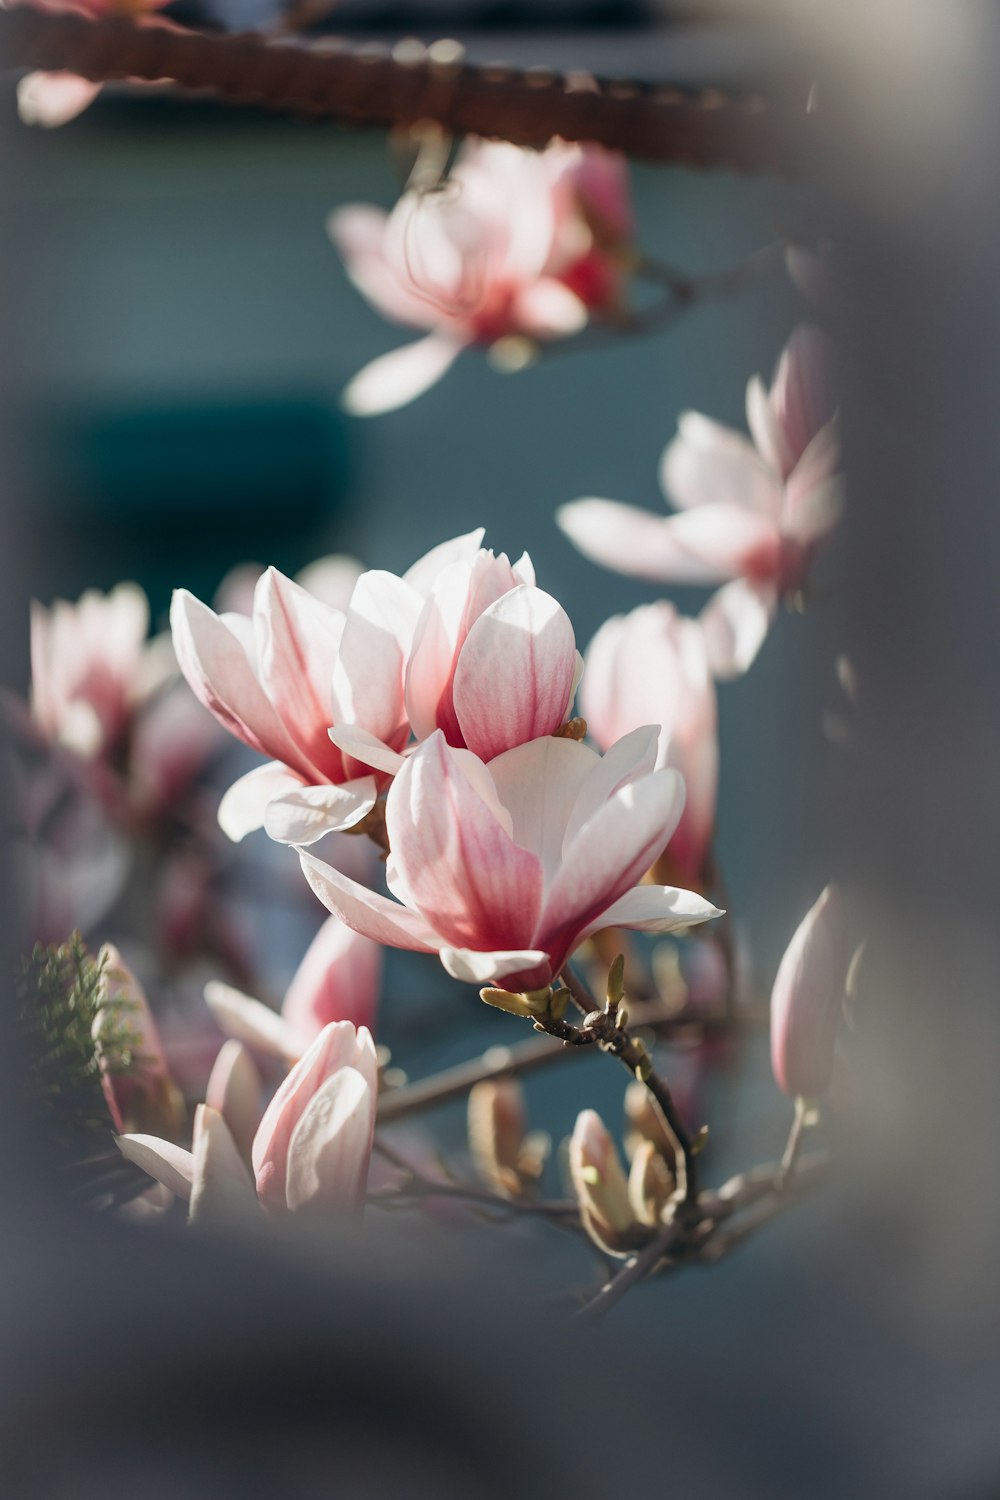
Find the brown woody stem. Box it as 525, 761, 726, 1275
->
0, 8, 810, 173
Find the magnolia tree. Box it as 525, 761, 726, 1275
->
9, 74, 854, 1318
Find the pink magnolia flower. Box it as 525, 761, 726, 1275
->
30, 583, 166, 760
17, 0, 171, 128
330, 538, 579, 776
170, 564, 420, 845
581, 602, 718, 889
558, 324, 841, 676
770, 884, 849, 1099
328, 137, 632, 415
91, 943, 184, 1137
204, 916, 382, 1061
118, 1020, 378, 1217
298, 727, 720, 991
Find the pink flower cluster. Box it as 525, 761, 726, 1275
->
120, 1020, 378, 1220
329, 138, 633, 414
172, 528, 722, 993
171, 528, 580, 847
116, 925, 383, 1220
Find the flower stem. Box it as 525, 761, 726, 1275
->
556, 966, 701, 1209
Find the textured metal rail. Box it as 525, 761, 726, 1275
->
0, 7, 809, 172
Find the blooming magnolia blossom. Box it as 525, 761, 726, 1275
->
298, 727, 721, 991
328, 137, 633, 414
170, 563, 416, 845
174, 529, 578, 846
581, 602, 718, 888
17, 0, 171, 128
558, 324, 841, 676
770, 884, 849, 1099
30, 583, 170, 760
204, 916, 382, 1062
330, 534, 579, 777
118, 1020, 378, 1217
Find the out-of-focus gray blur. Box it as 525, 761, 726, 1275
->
4, 3, 1000, 1495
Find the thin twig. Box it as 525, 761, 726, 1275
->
553, 966, 701, 1207
0, 9, 810, 173
543, 239, 786, 358
370, 1136, 579, 1221
578, 1219, 684, 1321
376, 999, 767, 1123
574, 1149, 830, 1320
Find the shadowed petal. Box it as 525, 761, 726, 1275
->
263, 777, 377, 846
328, 724, 406, 777
205, 1041, 264, 1163
189, 1105, 260, 1225
440, 947, 552, 984
116, 1134, 194, 1202
217, 762, 304, 842
204, 981, 301, 1060
298, 850, 441, 952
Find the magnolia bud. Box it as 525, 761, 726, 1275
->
770, 884, 850, 1100
627, 1139, 676, 1226
569, 1109, 649, 1257
623, 1080, 678, 1172
93, 944, 184, 1138
468, 1079, 526, 1198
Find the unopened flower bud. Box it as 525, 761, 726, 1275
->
627, 1139, 677, 1226
93, 944, 184, 1138
569, 1109, 649, 1257
480, 986, 552, 1018
468, 1079, 527, 1197
770, 884, 849, 1100
623, 1079, 678, 1172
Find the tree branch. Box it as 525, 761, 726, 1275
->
0, 8, 812, 173
574, 1150, 830, 1321
376, 997, 767, 1123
